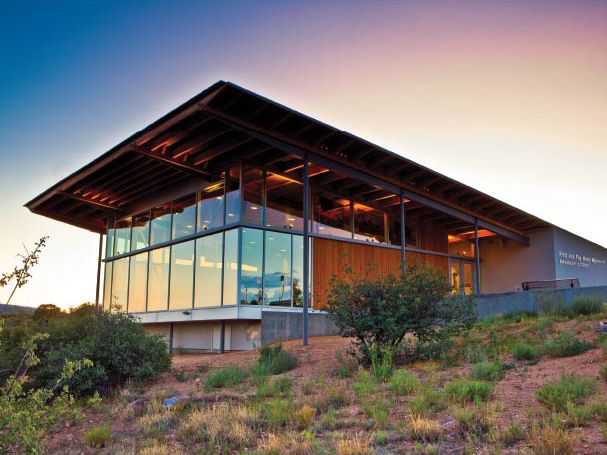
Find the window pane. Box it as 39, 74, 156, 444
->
194, 233, 223, 307
198, 175, 225, 231
353, 203, 386, 243
169, 241, 194, 310
172, 194, 196, 240
265, 172, 304, 231
225, 166, 240, 224
128, 252, 148, 313
102, 262, 113, 312
223, 229, 239, 305
111, 257, 129, 312
240, 228, 263, 304
147, 247, 170, 311
264, 232, 292, 306
312, 194, 351, 238
131, 211, 150, 251
106, 222, 115, 258
114, 218, 132, 255
243, 166, 263, 225
150, 203, 172, 245
292, 235, 304, 307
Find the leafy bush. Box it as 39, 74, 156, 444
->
389, 368, 420, 395
204, 367, 248, 391
535, 374, 597, 411
511, 342, 541, 361
470, 362, 506, 382
445, 379, 493, 403
326, 265, 476, 364
570, 297, 604, 316
251, 343, 297, 377
1, 305, 171, 397
83, 426, 111, 448
543, 332, 592, 358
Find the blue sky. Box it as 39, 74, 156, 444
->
1, 1, 606, 308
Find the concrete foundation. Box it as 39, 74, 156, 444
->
260, 311, 338, 345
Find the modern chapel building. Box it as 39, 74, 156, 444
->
27, 81, 607, 351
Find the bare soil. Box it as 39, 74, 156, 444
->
44, 320, 607, 454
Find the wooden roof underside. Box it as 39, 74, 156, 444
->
26, 81, 550, 238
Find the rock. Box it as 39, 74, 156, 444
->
163, 395, 188, 408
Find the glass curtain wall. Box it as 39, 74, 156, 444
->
111, 257, 129, 312
169, 240, 194, 310
194, 232, 223, 307
147, 247, 170, 311
128, 252, 148, 312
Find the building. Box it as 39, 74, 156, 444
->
26, 81, 607, 351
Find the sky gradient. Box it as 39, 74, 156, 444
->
1, 1, 606, 309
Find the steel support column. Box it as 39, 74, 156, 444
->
474, 218, 481, 294
400, 190, 406, 275
95, 233, 103, 312
302, 154, 310, 346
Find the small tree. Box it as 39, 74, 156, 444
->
326, 265, 477, 364
1, 236, 49, 305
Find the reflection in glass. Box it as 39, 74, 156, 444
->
225, 166, 240, 224
264, 232, 292, 306
128, 252, 148, 313
198, 175, 225, 231
172, 194, 196, 240
265, 172, 304, 230
103, 262, 113, 312
194, 233, 223, 307
223, 229, 239, 305
353, 203, 385, 243
106, 221, 115, 258
150, 203, 172, 245
240, 228, 263, 304
147, 247, 170, 311
114, 218, 132, 255
111, 257, 129, 312
243, 166, 263, 225
131, 211, 151, 251
312, 194, 351, 238
292, 235, 304, 307
169, 241, 194, 309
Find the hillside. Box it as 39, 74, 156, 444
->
42, 313, 607, 455
0, 303, 36, 315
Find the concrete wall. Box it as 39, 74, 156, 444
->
143, 320, 261, 351
553, 227, 607, 287
260, 311, 338, 345
479, 229, 556, 293
475, 285, 607, 320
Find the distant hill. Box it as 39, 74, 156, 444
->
0, 304, 36, 315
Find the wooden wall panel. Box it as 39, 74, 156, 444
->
312, 237, 449, 308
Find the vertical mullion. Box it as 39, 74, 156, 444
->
166, 202, 173, 310
236, 228, 242, 306
261, 229, 266, 305
220, 230, 226, 306
474, 217, 481, 294
290, 234, 294, 308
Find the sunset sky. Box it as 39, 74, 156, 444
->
1, 1, 606, 309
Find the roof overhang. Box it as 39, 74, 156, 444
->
26, 80, 550, 243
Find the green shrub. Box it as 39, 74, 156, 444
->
264, 399, 295, 428
369, 344, 395, 381
600, 364, 607, 382
251, 344, 298, 377
83, 426, 111, 448
470, 362, 505, 382
326, 265, 476, 364
570, 297, 604, 316
361, 397, 391, 428
536, 375, 597, 411
445, 379, 493, 403
512, 342, 541, 361
408, 387, 447, 416
389, 368, 420, 395
536, 293, 568, 316
500, 424, 526, 446
204, 367, 248, 391
271, 376, 292, 395
543, 332, 592, 358
1, 306, 171, 397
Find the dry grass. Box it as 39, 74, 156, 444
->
179, 403, 260, 450
334, 433, 373, 455
138, 443, 183, 455
257, 432, 315, 455
294, 404, 316, 429
407, 416, 443, 443
529, 424, 574, 455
